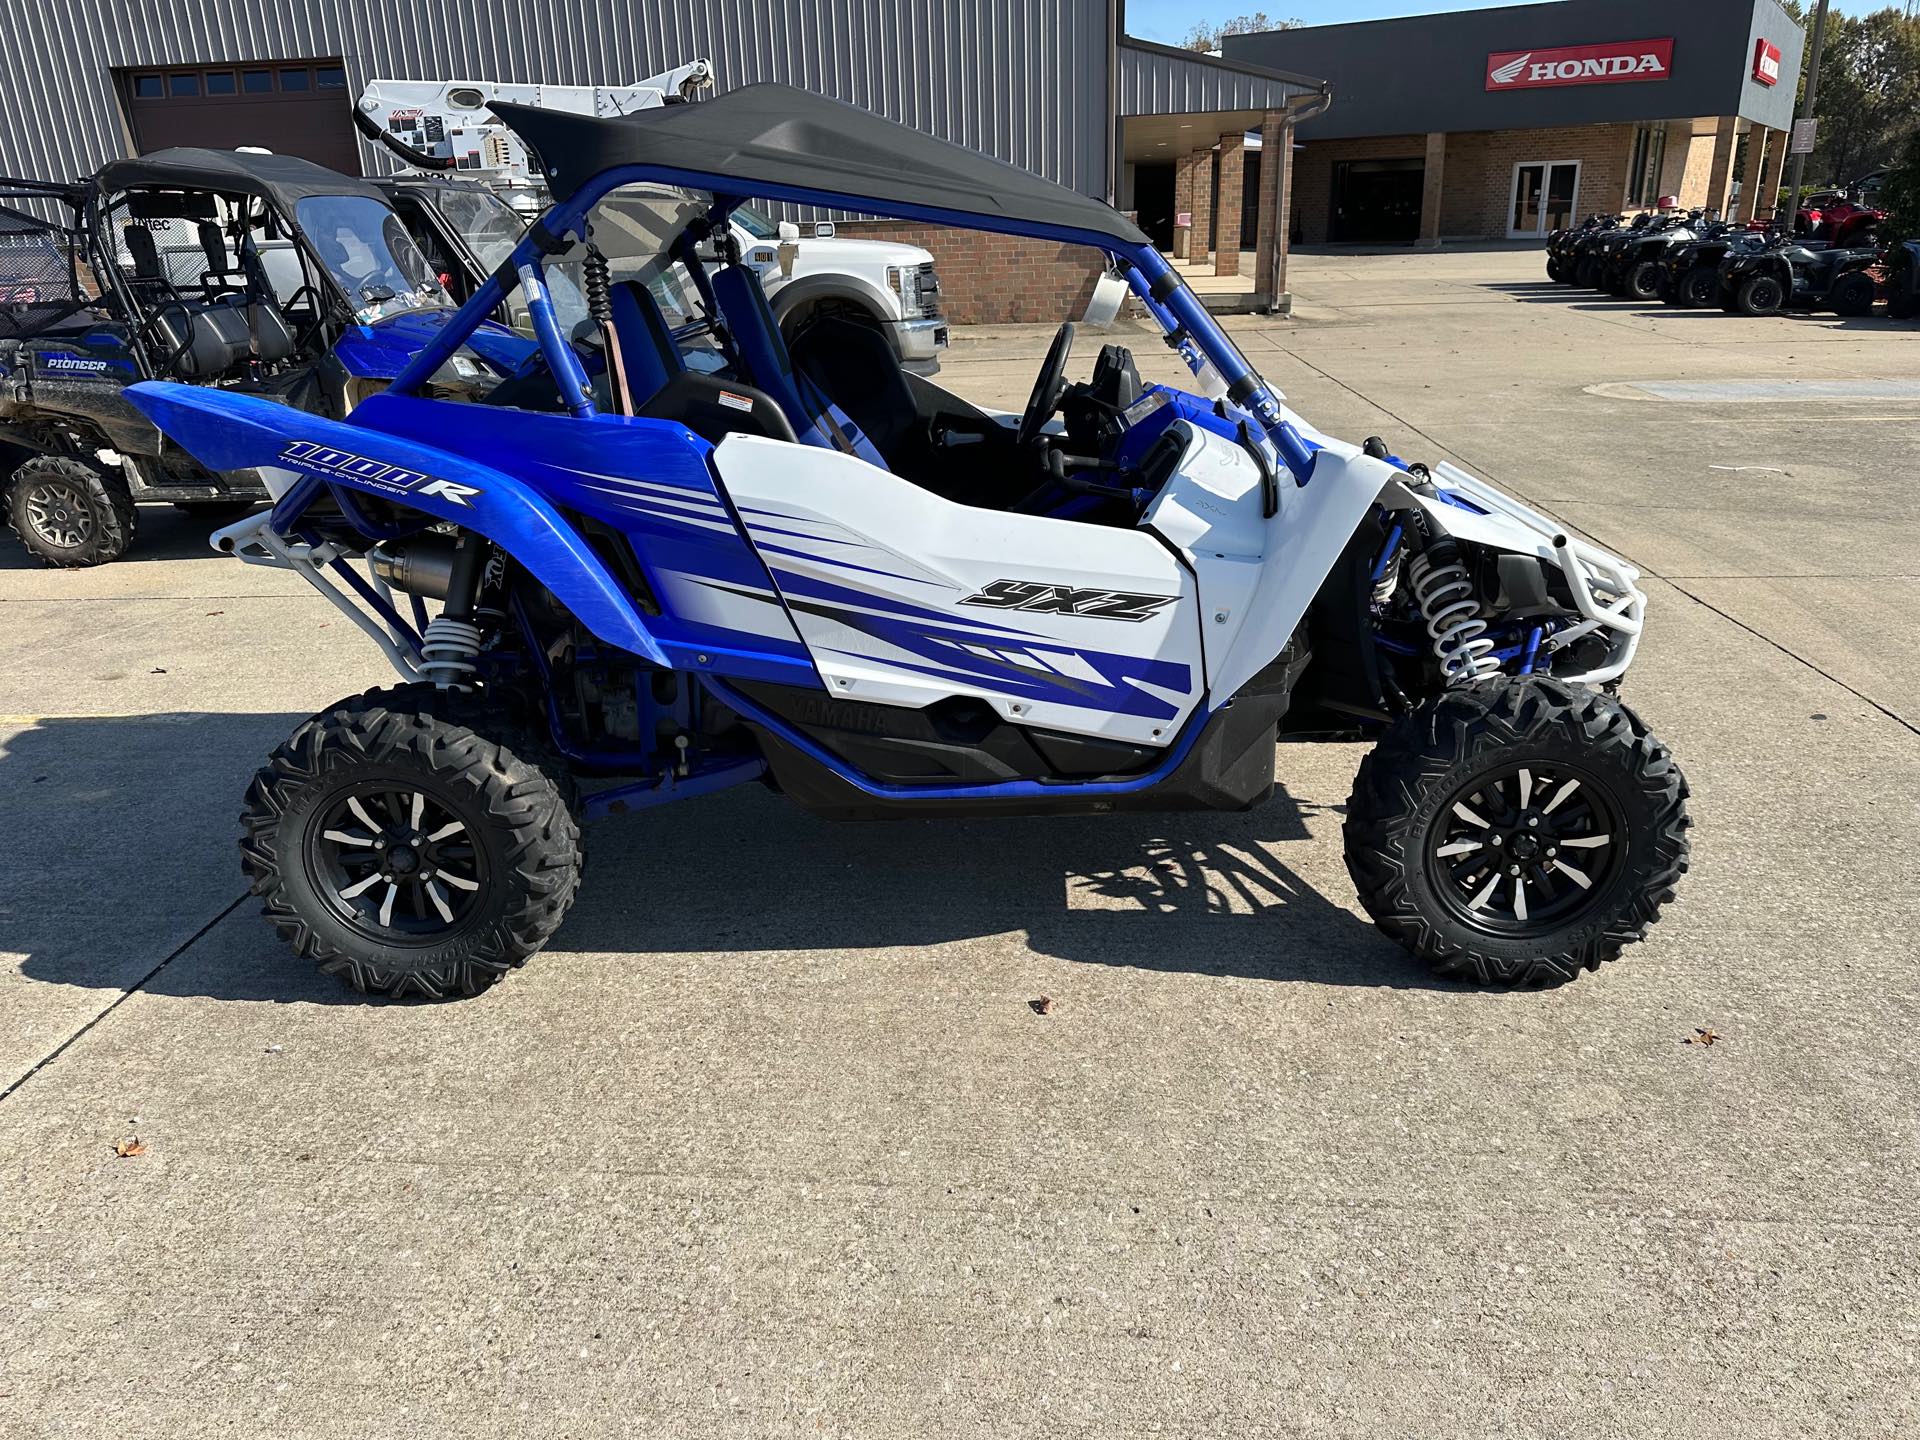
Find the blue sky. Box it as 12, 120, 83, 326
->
1124, 0, 1875, 47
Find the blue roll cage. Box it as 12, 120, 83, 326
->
383, 162, 1321, 484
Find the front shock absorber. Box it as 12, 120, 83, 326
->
1408, 538, 1498, 685
418, 532, 488, 688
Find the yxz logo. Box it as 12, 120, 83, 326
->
277, 440, 481, 507
959, 578, 1176, 624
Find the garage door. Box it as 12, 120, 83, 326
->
121, 60, 360, 174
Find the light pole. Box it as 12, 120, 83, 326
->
1780, 0, 1832, 223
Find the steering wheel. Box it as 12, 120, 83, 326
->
1016, 321, 1076, 448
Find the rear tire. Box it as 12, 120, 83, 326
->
1344, 677, 1690, 987
241, 685, 583, 999
5, 456, 135, 567
1675, 265, 1720, 309
1828, 271, 1876, 318
1736, 273, 1786, 316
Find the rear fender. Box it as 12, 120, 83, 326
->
123, 380, 668, 665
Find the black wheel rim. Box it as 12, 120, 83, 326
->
24, 479, 92, 549
1425, 761, 1624, 936
307, 782, 486, 942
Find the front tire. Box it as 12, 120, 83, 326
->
1344, 677, 1689, 987
5, 456, 135, 567
1574, 255, 1603, 289
241, 686, 583, 999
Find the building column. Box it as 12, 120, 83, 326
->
1418, 131, 1446, 247
1189, 149, 1214, 263
1703, 114, 1739, 219
1253, 110, 1295, 311
1751, 127, 1789, 224
1215, 131, 1246, 276
1172, 149, 1204, 260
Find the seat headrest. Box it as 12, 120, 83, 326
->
123, 224, 160, 279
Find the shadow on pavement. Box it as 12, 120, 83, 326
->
5, 711, 1430, 1005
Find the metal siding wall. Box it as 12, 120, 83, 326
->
0, 0, 1111, 203
1116, 45, 1306, 118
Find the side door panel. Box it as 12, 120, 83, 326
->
712, 435, 1204, 746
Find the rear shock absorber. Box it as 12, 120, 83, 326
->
419, 532, 488, 688
1408, 538, 1498, 685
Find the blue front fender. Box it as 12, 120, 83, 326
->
124, 381, 669, 667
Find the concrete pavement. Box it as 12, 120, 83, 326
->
2, 249, 1916, 1437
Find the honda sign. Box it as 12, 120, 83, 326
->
1753, 38, 1782, 86
1485, 38, 1675, 91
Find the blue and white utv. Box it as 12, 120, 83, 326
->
126, 86, 1689, 999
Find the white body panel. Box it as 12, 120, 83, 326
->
1145, 427, 1395, 702
712, 437, 1204, 745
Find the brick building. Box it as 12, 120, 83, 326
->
1224, 0, 1805, 245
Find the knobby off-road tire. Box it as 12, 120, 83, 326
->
1575, 256, 1603, 289
5, 456, 135, 567
241, 685, 583, 999
1344, 676, 1690, 987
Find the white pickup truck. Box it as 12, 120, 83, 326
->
357, 73, 949, 372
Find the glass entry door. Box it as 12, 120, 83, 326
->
1509, 161, 1580, 237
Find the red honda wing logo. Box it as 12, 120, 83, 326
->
1486, 38, 1674, 90
1753, 38, 1782, 86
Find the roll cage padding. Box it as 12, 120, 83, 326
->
122, 380, 671, 667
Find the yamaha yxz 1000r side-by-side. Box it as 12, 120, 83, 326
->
123, 86, 1690, 1000
0, 152, 531, 566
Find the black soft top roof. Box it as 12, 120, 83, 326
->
491, 84, 1149, 249
93, 148, 388, 211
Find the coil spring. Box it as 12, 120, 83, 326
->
419, 615, 482, 688
582, 245, 612, 326
1408, 548, 1498, 684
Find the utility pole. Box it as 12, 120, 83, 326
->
1780, 0, 1831, 222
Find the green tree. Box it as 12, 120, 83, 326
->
1877, 125, 1920, 237
1181, 12, 1299, 51
1778, 4, 1920, 186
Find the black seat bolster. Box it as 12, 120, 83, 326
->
636, 372, 798, 446
244, 302, 296, 364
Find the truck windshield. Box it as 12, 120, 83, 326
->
295, 194, 450, 323
433, 186, 526, 274
733, 204, 780, 240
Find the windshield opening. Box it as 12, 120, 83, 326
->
295, 194, 450, 323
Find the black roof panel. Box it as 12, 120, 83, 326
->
490, 84, 1148, 249
93, 148, 387, 210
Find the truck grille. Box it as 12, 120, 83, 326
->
914, 261, 941, 317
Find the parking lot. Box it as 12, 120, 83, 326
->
3, 246, 1916, 1437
